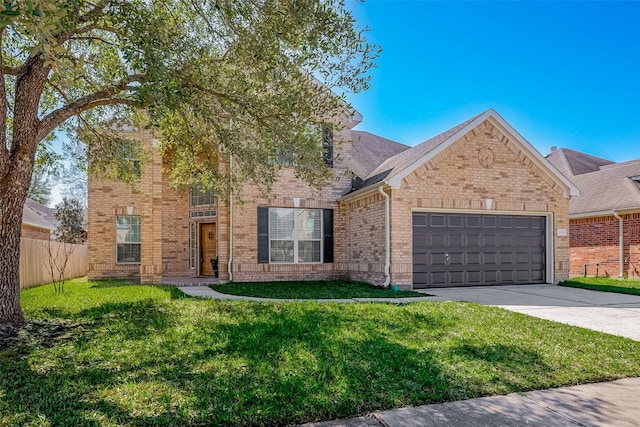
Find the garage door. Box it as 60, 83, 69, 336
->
412, 213, 546, 288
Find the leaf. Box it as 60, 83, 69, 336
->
1, 10, 20, 16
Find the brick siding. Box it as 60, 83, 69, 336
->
570, 213, 640, 278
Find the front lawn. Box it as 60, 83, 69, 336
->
560, 276, 640, 296
210, 280, 426, 299
2, 278, 640, 426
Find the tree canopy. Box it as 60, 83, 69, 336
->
3, 0, 378, 196
0, 0, 378, 337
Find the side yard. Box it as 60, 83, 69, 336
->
2, 279, 640, 426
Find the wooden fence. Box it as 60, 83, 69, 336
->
19, 238, 88, 289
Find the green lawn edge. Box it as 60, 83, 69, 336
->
559, 277, 640, 296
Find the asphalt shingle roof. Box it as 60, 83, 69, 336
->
546, 148, 614, 177
349, 130, 410, 179
567, 159, 640, 215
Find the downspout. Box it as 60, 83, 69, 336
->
613, 210, 624, 279
227, 154, 234, 282
378, 186, 391, 287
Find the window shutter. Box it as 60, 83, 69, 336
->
323, 209, 334, 263
322, 125, 333, 168
257, 207, 269, 263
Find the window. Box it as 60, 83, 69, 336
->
118, 140, 141, 176
190, 186, 216, 207
189, 223, 196, 269
269, 208, 321, 263
116, 215, 141, 263
322, 124, 333, 168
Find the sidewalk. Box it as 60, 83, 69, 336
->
300, 377, 640, 427
178, 285, 435, 303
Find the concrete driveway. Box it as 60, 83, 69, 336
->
422, 284, 640, 341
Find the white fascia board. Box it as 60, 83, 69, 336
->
486, 114, 580, 196
570, 207, 640, 219
387, 110, 494, 188
337, 184, 384, 203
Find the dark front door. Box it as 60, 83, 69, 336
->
412, 213, 546, 288
200, 223, 217, 276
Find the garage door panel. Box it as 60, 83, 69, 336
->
466, 234, 481, 247
449, 271, 465, 284
412, 212, 546, 288
466, 252, 481, 265
483, 252, 498, 264
430, 215, 446, 227
466, 271, 482, 283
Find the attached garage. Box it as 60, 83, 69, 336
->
412, 212, 547, 288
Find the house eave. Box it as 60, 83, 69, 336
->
338, 183, 386, 203
569, 207, 640, 219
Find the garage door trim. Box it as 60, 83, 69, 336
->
411, 208, 554, 287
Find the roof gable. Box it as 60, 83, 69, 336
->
346, 109, 578, 197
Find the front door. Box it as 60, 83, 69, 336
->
200, 223, 217, 276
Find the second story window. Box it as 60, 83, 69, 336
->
118, 140, 141, 176
322, 124, 333, 168
190, 186, 216, 207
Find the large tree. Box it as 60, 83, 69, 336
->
0, 0, 377, 341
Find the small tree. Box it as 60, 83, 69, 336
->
54, 198, 86, 244
43, 239, 75, 293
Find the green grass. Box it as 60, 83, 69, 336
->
210, 280, 426, 299
2, 278, 640, 426
560, 276, 640, 296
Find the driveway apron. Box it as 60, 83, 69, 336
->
422, 284, 640, 341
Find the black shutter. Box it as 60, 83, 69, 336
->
322, 125, 333, 168
323, 209, 334, 263
257, 207, 269, 263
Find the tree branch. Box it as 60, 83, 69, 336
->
2, 66, 18, 76
36, 75, 142, 142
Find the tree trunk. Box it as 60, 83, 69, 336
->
0, 53, 51, 346
0, 190, 27, 331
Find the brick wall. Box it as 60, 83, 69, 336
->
342, 192, 386, 284
570, 213, 640, 278
386, 119, 570, 286
21, 225, 50, 240
88, 127, 158, 282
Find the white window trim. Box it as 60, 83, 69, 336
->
115, 215, 141, 264
268, 208, 323, 264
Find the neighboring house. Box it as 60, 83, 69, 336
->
88, 108, 577, 289
22, 198, 56, 240
546, 148, 640, 278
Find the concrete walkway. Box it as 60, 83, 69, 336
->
178, 285, 434, 303
301, 377, 640, 427
422, 284, 640, 341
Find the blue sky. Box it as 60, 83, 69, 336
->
346, 0, 640, 162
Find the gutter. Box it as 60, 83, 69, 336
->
378, 186, 391, 287
228, 154, 234, 282
613, 210, 624, 279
